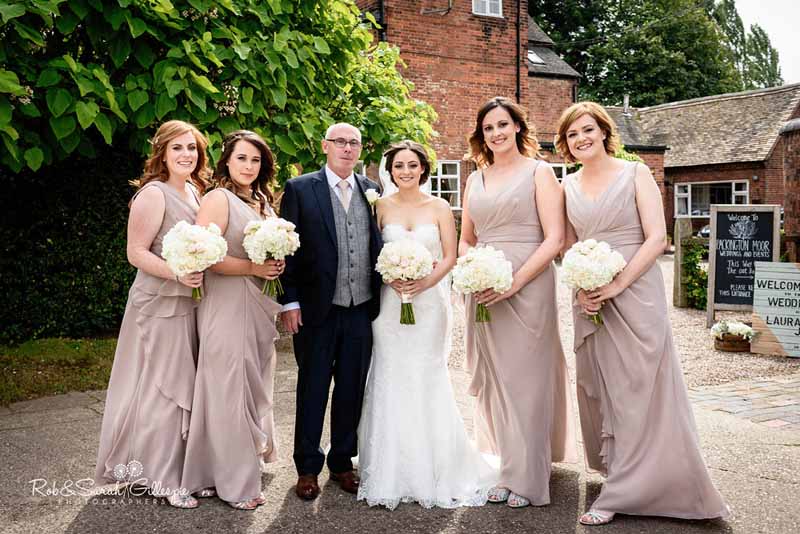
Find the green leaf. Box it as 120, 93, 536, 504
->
46, 88, 73, 117
60, 130, 81, 153
242, 87, 253, 106
284, 49, 299, 69
189, 72, 219, 93
107, 7, 125, 30
63, 55, 78, 73
74, 76, 95, 96
184, 87, 206, 112
20, 102, 41, 118
36, 69, 62, 88
13, 21, 45, 47
24, 148, 44, 171
0, 97, 11, 126
134, 41, 156, 68
55, 10, 80, 34
233, 43, 251, 60
2, 132, 20, 161
166, 79, 184, 98
0, 69, 25, 95
93, 113, 113, 144
128, 90, 149, 111
0, 4, 25, 24
270, 87, 286, 109
50, 115, 77, 140
109, 35, 132, 68
75, 101, 100, 129
274, 133, 296, 156
70, 1, 90, 19
134, 104, 155, 128
126, 15, 147, 38
313, 36, 330, 55
155, 92, 177, 119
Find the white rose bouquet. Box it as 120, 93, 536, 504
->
375, 239, 434, 324
242, 217, 301, 297
452, 246, 514, 322
364, 189, 380, 214
561, 239, 627, 325
711, 319, 755, 341
161, 221, 228, 300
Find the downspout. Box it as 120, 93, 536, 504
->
378, 0, 386, 41
515, 0, 521, 103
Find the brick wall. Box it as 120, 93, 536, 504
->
663, 155, 785, 235
782, 124, 800, 242
355, 0, 576, 198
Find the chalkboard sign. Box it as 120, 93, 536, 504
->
706, 205, 781, 327
751, 262, 800, 358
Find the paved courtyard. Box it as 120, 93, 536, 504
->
1, 256, 799, 533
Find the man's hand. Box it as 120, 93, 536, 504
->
281, 308, 303, 334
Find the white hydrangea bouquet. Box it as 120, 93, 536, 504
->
161, 221, 228, 300
711, 319, 755, 341
242, 217, 301, 297
452, 246, 514, 323
561, 239, 627, 325
375, 239, 434, 324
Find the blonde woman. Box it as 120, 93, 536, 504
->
557, 101, 729, 526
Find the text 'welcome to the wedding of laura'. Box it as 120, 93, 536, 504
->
751, 262, 800, 358
707, 205, 781, 327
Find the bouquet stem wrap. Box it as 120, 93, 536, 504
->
400, 293, 415, 325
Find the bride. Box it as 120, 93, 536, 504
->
357, 140, 497, 510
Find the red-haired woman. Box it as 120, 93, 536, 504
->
557, 102, 729, 525
459, 97, 575, 508
95, 120, 210, 508
181, 130, 284, 510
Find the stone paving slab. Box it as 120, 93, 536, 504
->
688, 373, 800, 432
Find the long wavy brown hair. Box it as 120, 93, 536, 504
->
213, 130, 276, 215
466, 96, 541, 168
131, 120, 211, 194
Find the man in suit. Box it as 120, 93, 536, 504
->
279, 123, 383, 500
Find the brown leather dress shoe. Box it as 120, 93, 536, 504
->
295, 474, 320, 500
330, 470, 359, 494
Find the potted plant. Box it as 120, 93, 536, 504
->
711, 319, 755, 352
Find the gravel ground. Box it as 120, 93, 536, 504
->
448, 255, 799, 387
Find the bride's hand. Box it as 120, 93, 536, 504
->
388, 279, 405, 296
401, 276, 432, 298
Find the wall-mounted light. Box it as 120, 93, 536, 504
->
752, 175, 759, 181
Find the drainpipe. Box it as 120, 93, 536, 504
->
515, 0, 521, 103
378, 0, 386, 41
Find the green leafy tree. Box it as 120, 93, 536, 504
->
531, 0, 742, 106
0, 0, 436, 178
712, 0, 746, 77
742, 23, 783, 89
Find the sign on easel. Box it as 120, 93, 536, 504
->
751, 262, 800, 357
706, 205, 781, 327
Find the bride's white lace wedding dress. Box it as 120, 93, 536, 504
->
357, 223, 497, 510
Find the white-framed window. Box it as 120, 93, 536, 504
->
473, 0, 502, 17
674, 180, 750, 217
550, 163, 568, 182
431, 161, 461, 209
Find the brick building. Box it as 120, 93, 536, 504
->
631, 84, 800, 234
355, 1, 580, 208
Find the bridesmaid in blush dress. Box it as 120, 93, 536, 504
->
181, 131, 284, 510
460, 96, 575, 508
556, 102, 729, 526
94, 120, 209, 509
